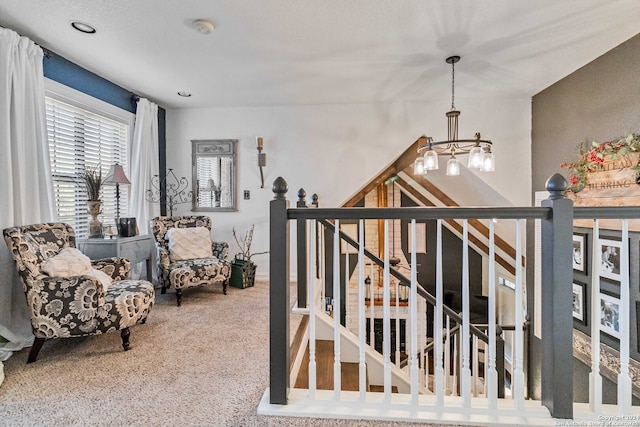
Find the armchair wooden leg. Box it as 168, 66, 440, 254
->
223, 279, 228, 295
121, 327, 131, 351
27, 337, 46, 364
176, 289, 182, 306
161, 285, 167, 294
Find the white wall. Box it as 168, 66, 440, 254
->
166, 96, 532, 279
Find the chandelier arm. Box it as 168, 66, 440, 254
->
417, 139, 492, 153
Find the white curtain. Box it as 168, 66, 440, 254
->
129, 98, 160, 235
0, 28, 56, 380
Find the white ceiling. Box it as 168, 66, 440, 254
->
1, 0, 639, 110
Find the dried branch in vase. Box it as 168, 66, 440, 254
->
232, 224, 268, 262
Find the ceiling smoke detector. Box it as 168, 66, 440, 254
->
193, 19, 214, 35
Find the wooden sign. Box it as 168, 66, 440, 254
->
568, 153, 640, 230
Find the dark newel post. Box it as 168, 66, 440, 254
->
541, 173, 573, 419
296, 189, 308, 309
270, 177, 290, 404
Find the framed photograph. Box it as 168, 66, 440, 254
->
572, 234, 586, 273
600, 292, 620, 339
572, 281, 586, 323
599, 238, 622, 283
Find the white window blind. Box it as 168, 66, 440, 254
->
45, 96, 130, 238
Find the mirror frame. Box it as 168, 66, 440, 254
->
191, 139, 238, 212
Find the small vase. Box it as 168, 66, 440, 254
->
87, 200, 103, 238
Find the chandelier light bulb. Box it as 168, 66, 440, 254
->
413, 157, 426, 176
446, 155, 460, 176
424, 150, 439, 170
482, 151, 496, 172
468, 145, 484, 169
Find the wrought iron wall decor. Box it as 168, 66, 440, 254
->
145, 169, 193, 216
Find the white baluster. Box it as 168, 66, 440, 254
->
487, 220, 498, 408
308, 219, 317, 398
590, 219, 602, 411
345, 238, 351, 331
461, 220, 471, 406
358, 220, 367, 400
444, 315, 451, 395
410, 219, 419, 404
333, 219, 341, 399
484, 335, 489, 396
369, 262, 374, 352
452, 330, 459, 396
618, 219, 632, 414
513, 219, 525, 409
472, 335, 478, 397
395, 273, 400, 367
435, 219, 445, 403
424, 346, 430, 391
383, 219, 392, 402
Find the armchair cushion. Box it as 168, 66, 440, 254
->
41, 247, 113, 292
166, 226, 213, 261
41, 248, 91, 276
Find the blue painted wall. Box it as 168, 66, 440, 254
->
43, 50, 137, 114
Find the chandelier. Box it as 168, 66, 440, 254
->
414, 56, 495, 177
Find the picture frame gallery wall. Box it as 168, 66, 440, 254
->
572, 226, 640, 357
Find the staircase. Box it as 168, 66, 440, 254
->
294, 339, 400, 393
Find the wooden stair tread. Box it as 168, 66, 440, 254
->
295, 340, 370, 392
369, 384, 399, 393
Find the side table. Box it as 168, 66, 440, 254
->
78, 235, 153, 282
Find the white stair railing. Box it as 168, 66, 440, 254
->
333, 219, 341, 399
308, 218, 317, 399
357, 219, 367, 399
513, 219, 525, 409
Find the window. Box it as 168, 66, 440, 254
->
45, 79, 134, 238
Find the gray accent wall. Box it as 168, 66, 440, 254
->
528, 32, 640, 400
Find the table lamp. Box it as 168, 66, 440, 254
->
104, 163, 131, 220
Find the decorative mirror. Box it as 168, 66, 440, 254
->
192, 139, 238, 211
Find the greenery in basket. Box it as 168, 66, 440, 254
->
79, 164, 103, 201
232, 224, 268, 262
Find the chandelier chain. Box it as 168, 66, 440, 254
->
451, 59, 455, 110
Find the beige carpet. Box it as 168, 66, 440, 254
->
0, 281, 462, 427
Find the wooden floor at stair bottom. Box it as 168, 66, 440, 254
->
295, 339, 397, 393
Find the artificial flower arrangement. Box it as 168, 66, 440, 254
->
560, 133, 640, 192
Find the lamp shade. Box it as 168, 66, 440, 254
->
424, 150, 439, 170
446, 155, 460, 176
481, 151, 496, 172
467, 145, 484, 169
413, 157, 426, 176
104, 163, 131, 185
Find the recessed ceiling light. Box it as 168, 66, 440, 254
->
177, 91, 192, 97
71, 21, 96, 34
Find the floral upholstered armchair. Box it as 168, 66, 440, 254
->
3, 223, 155, 363
151, 216, 231, 306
